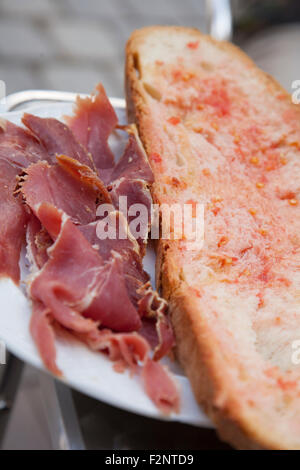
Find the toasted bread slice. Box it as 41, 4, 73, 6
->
126, 26, 300, 449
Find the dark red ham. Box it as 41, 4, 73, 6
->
22, 113, 93, 168
30, 203, 141, 336
0, 119, 51, 283
142, 358, 180, 415
27, 203, 146, 374
107, 128, 154, 249
20, 161, 99, 225
0, 119, 50, 165
56, 154, 111, 203
27, 204, 177, 410
0, 84, 178, 414
79, 212, 174, 358
109, 128, 154, 184
109, 177, 152, 247
83, 255, 142, 332
79, 213, 148, 283
65, 83, 118, 177
26, 214, 51, 269
0, 159, 27, 283
79, 215, 140, 262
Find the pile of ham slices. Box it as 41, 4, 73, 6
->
0, 84, 179, 414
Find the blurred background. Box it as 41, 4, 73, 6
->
0, 0, 299, 98
0, 0, 299, 450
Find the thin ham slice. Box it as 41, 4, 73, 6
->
109, 177, 153, 248
78, 328, 150, 371
30, 203, 141, 335
22, 113, 94, 168
62, 88, 154, 245
65, 83, 118, 178
0, 120, 51, 282
79, 328, 179, 414
0, 115, 100, 283
21, 154, 111, 269
56, 154, 111, 203
83, 255, 142, 332
137, 282, 174, 361
78, 212, 174, 358
0, 119, 50, 165
79, 213, 148, 283
107, 128, 154, 249
26, 204, 179, 414
26, 214, 51, 270
142, 358, 180, 415
0, 159, 27, 283
20, 161, 98, 225
30, 301, 61, 376
79, 214, 140, 262
109, 129, 154, 184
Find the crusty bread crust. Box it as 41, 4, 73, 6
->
126, 26, 300, 450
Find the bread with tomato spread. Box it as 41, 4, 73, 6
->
126, 26, 300, 449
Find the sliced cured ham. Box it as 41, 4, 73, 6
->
22, 113, 93, 168
83, 255, 142, 332
26, 202, 178, 412
77, 327, 178, 413
0, 120, 50, 282
0, 119, 50, 165
79, 328, 179, 414
109, 128, 154, 184
137, 282, 174, 361
79, 215, 150, 305
62, 84, 154, 242
109, 177, 153, 247
79, 215, 139, 259
107, 128, 154, 248
0, 159, 27, 282
30, 203, 141, 334
78, 328, 150, 370
65, 83, 118, 177
142, 358, 180, 415
78, 213, 174, 356
26, 214, 51, 270
55, 154, 111, 203
0, 82, 178, 414
30, 301, 61, 376
20, 161, 98, 225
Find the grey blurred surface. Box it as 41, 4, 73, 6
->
243, 23, 300, 92
1, 365, 52, 450
0, 0, 298, 97
0, 0, 207, 98
1, 364, 230, 450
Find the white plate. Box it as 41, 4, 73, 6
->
0, 101, 211, 428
